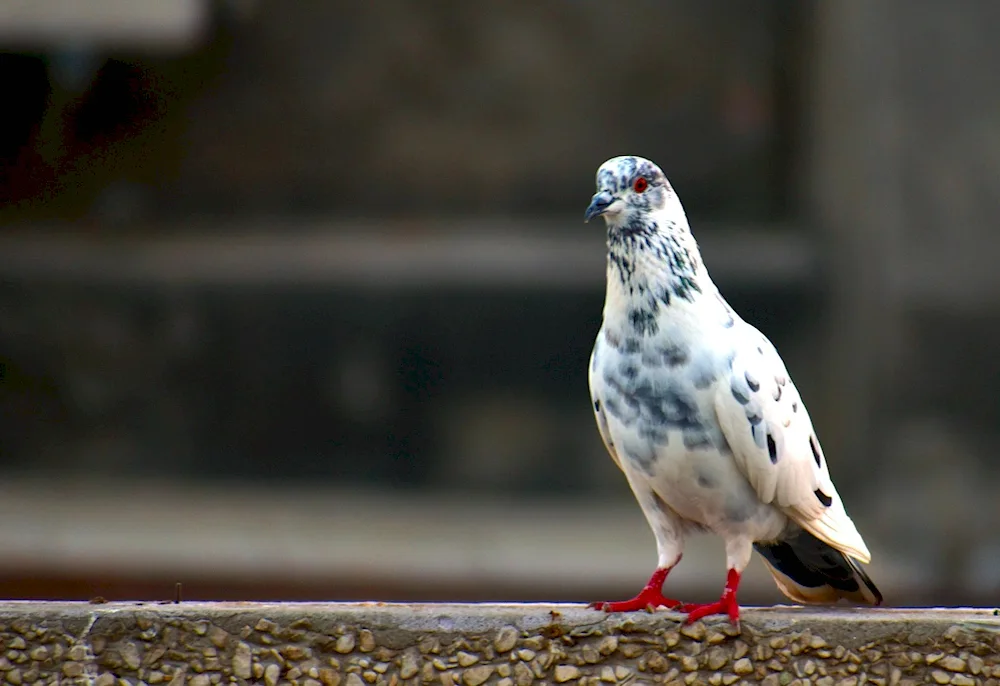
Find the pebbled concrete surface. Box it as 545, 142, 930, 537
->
0, 602, 998, 686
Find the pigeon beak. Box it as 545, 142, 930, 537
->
584, 191, 616, 222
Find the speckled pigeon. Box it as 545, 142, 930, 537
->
584, 155, 881, 625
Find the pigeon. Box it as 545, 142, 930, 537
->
584, 155, 881, 626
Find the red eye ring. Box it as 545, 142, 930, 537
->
633, 177, 648, 193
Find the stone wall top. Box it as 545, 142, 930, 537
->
0, 603, 997, 686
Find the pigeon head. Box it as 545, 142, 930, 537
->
586, 155, 706, 301
584, 155, 674, 227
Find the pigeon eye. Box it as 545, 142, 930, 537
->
633, 177, 648, 193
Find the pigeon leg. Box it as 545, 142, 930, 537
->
591, 480, 686, 612
589, 564, 685, 612
681, 568, 741, 626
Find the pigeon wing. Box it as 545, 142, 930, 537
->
713, 328, 872, 563
588, 344, 623, 472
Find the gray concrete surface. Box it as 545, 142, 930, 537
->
0, 602, 997, 686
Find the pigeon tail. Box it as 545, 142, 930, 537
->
754, 528, 882, 606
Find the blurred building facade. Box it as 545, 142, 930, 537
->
0, 1, 998, 605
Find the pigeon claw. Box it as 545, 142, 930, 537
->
680, 568, 742, 628
588, 565, 685, 613
587, 589, 684, 613
681, 598, 740, 627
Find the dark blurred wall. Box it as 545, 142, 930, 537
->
808, 0, 1000, 598
0, 1, 801, 224
0, 0, 806, 485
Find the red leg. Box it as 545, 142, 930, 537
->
681, 569, 741, 626
589, 563, 686, 612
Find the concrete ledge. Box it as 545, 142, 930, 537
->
0, 603, 998, 686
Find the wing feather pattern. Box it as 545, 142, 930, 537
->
713, 328, 872, 563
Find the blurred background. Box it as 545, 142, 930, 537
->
0, 0, 998, 607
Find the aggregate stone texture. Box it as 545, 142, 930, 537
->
0, 603, 998, 686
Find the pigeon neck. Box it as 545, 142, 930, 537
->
602, 214, 714, 336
